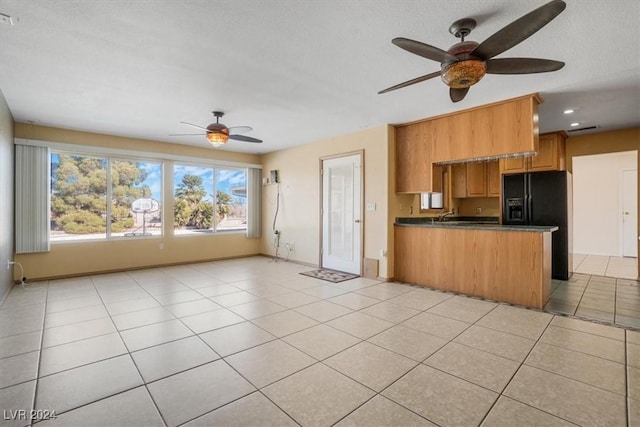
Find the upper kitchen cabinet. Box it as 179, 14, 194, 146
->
501, 131, 567, 174
451, 160, 500, 198
432, 94, 541, 163
396, 121, 433, 193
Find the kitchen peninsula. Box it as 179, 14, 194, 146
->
394, 219, 557, 309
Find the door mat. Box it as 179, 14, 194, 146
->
300, 269, 359, 283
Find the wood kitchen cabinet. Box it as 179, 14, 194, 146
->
501, 131, 567, 174
395, 121, 433, 193
451, 160, 500, 198
431, 94, 541, 163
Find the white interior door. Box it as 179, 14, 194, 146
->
622, 169, 637, 257
322, 154, 362, 274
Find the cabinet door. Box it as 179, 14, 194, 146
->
395, 122, 432, 193
501, 157, 528, 173
451, 164, 467, 198
486, 160, 501, 197
466, 163, 487, 197
528, 134, 557, 171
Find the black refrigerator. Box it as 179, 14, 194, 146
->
502, 170, 572, 280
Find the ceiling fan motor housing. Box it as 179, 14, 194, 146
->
441, 41, 486, 89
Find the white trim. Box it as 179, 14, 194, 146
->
15, 138, 262, 170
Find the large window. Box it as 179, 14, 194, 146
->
50, 153, 162, 241
174, 164, 247, 234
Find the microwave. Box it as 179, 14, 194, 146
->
420, 192, 443, 210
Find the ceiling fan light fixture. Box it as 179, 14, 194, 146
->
206, 122, 229, 146
441, 60, 486, 88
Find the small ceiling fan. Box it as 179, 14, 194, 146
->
379, 0, 566, 102
170, 111, 262, 146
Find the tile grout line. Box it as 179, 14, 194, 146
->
27, 280, 49, 427
88, 274, 170, 427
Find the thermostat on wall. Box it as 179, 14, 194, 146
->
270, 170, 279, 183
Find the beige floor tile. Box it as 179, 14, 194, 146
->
630, 398, 640, 427
120, 319, 193, 352
0, 381, 35, 427
251, 310, 318, 337
38, 386, 164, 427
44, 304, 109, 329
0, 330, 42, 359
164, 298, 221, 318
328, 292, 380, 310
359, 301, 421, 324
629, 342, 640, 369
476, 305, 552, 340
526, 342, 625, 395
454, 325, 535, 362
550, 315, 625, 340
104, 296, 161, 316
262, 363, 375, 427
199, 321, 275, 357
293, 300, 353, 322
335, 395, 436, 426
131, 336, 219, 382
401, 312, 470, 340
180, 309, 245, 333
383, 364, 498, 426
324, 341, 417, 391
0, 350, 39, 389
36, 355, 143, 415
301, 285, 350, 299
183, 392, 297, 427
481, 396, 575, 427
112, 306, 175, 331
210, 291, 262, 307
225, 340, 315, 388
39, 332, 127, 376
368, 325, 448, 361
327, 312, 394, 339
42, 317, 116, 348
147, 360, 255, 427
282, 324, 360, 360
425, 342, 520, 393
426, 296, 497, 323
629, 329, 640, 345
153, 290, 204, 306
355, 282, 413, 300
504, 365, 626, 427
386, 289, 453, 311
267, 291, 320, 308
227, 300, 288, 320
540, 325, 625, 363
630, 366, 640, 400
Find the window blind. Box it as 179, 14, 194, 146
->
246, 167, 262, 239
15, 144, 50, 253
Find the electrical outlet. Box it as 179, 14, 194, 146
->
289, 242, 295, 252
476, 207, 482, 214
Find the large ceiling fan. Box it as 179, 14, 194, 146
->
171, 111, 262, 147
379, 0, 567, 102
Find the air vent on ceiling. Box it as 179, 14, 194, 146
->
567, 125, 598, 133
0, 13, 15, 25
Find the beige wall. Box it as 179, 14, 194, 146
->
13, 124, 262, 280
0, 90, 14, 300
261, 125, 392, 278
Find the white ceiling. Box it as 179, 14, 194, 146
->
0, 0, 638, 155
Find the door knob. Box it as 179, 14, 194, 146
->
624, 212, 630, 215
354, 219, 361, 223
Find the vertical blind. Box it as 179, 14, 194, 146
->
246, 167, 262, 238
15, 144, 50, 253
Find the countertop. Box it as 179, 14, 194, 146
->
395, 217, 558, 233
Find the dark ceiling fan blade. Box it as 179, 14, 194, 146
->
229, 134, 263, 143
486, 58, 565, 74
228, 126, 252, 135
471, 0, 566, 60
169, 133, 206, 136
378, 71, 441, 94
392, 38, 459, 63
179, 121, 210, 131
450, 87, 470, 103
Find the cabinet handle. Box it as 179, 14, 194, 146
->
354, 219, 361, 223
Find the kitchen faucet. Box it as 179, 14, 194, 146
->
438, 210, 455, 222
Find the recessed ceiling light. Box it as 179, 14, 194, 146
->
570, 122, 580, 127
563, 109, 574, 114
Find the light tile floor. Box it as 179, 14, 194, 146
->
0, 256, 637, 426
544, 254, 640, 329
574, 254, 638, 280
